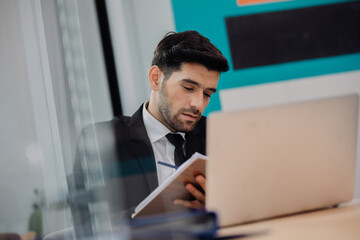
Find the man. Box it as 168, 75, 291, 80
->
72, 30, 228, 234
145, 30, 229, 208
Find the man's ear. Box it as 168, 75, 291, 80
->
148, 65, 162, 91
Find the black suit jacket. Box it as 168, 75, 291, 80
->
71, 104, 206, 232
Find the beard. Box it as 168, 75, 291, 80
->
157, 83, 201, 132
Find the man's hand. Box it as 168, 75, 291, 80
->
173, 175, 206, 209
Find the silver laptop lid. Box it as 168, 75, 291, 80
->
206, 94, 358, 227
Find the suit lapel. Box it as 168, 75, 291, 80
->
129, 105, 158, 192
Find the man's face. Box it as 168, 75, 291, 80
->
156, 63, 220, 132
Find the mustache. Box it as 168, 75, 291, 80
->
180, 108, 201, 117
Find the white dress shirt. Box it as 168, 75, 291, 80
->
142, 103, 186, 185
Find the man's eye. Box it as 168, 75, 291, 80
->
183, 86, 193, 91
204, 93, 211, 98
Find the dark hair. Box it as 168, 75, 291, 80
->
151, 30, 229, 79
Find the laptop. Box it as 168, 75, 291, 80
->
206, 94, 359, 227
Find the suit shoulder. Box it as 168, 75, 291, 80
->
111, 115, 131, 127
80, 115, 131, 140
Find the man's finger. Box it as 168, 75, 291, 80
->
185, 183, 205, 203
195, 175, 206, 191
173, 199, 203, 209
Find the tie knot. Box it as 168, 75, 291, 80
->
166, 133, 185, 148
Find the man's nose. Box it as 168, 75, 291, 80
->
190, 91, 204, 110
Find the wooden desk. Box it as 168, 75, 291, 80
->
218, 199, 360, 240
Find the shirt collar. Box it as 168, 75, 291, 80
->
142, 102, 186, 143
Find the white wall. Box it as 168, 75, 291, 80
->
0, 0, 104, 235
0, 0, 176, 235
76, 0, 113, 123
106, 0, 176, 115
0, 0, 46, 234
41, 0, 113, 173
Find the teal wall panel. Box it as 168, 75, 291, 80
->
171, 0, 360, 115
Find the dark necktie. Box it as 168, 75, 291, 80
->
166, 133, 185, 167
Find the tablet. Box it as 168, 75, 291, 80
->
132, 152, 207, 218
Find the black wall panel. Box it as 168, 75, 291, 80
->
226, 1, 360, 70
